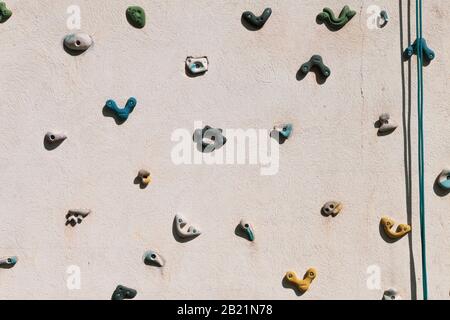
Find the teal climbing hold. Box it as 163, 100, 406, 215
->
300, 55, 331, 78
126, 6, 146, 29
317, 6, 356, 30
105, 97, 137, 121
0, 256, 18, 268
404, 38, 435, 62
0, 2, 12, 23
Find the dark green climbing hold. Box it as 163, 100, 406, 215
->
242, 8, 272, 30
317, 6, 356, 31
404, 38, 435, 62
300, 55, 331, 79
126, 6, 146, 29
111, 285, 137, 300
0, 2, 12, 23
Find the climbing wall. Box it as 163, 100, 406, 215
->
0, 0, 449, 300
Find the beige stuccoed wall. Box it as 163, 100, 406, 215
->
0, 0, 449, 300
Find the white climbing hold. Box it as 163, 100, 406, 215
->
45, 131, 67, 144
383, 288, 402, 300
186, 56, 209, 75
321, 201, 343, 216
174, 214, 201, 238
143, 250, 165, 267
64, 32, 93, 51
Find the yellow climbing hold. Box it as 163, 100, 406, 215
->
285, 268, 317, 292
380, 216, 411, 239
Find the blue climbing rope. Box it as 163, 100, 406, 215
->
416, 0, 428, 300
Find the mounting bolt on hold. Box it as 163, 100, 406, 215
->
143, 250, 165, 267
285, 268, 317, 293
321, 201, 343, 217
242, 8, 272, 30
126, 6, 146, 28
174, 214, 201, 239
111, 285, 137, 300
186, 57, 209, 75
0, 256, 18, 268
239, 219, 255, 241
316, 6, 356, 31
380, 216, 411, 239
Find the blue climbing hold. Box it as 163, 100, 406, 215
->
105, 97, 137, 121
404, 38, 435, 62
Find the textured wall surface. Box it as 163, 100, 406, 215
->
0, 0, 449, 300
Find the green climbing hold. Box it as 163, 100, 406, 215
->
0, 2, 12, 23
126, 6, 146, 29
317, 6, 356, 31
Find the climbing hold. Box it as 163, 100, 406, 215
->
239, 219, 255, 241
285, 268, 317, 292
316, 6, 356, 30
126, 6, 146, 29
242, 8, 272, 30
186, 57, 209, 75
66, 209, 91, 227
45, 132, 67, 145
380, 216, 411, 239
105, 97, 137, 122
403, 38, 435, 62
321, 201, 343, 217
111, 285, 137, 300
274, 124, 293, 139
0, 2, 12, 23
437, 169, 450, 190
193, 125, 227, 153
143, 250, 165, 267
138, 169, 152, 186
383, 288, 402, 300
377, 113, 397, 135
300, 55, 331, 79
379, 10, 389, 27
0, 256, 18, 268
63, 33, 93, 52
174, 214, 201, 239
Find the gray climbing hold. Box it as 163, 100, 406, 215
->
379, 10, 389, 27
321, 201, 343, 217
64, 32, 93, 52
378, 113, 397, 134
186, 56, 209, 75
239, 219, 255, 241
0, 256, 18, 268
193, 125, 227, 153
111, 285, 137, 300
382, 288, 402, 300
143, 250, 165, 267
174, 214, 201, 239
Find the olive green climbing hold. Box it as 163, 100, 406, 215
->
317, 6, 356, 31
126, 6, 146, 29
0, 2, 12, 23
300, 55, 331, 79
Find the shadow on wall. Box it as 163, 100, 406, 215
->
399, 0, 417, 300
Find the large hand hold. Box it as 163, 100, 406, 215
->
105, 97, 137, 122
242, 8, 272, 30
380, 216, 411, 239
285, 268, 317, 292
317, 6, 356, 30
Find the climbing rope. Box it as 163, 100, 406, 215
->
416, 0, 428, 300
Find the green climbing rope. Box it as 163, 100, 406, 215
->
416, 0, 428, 300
